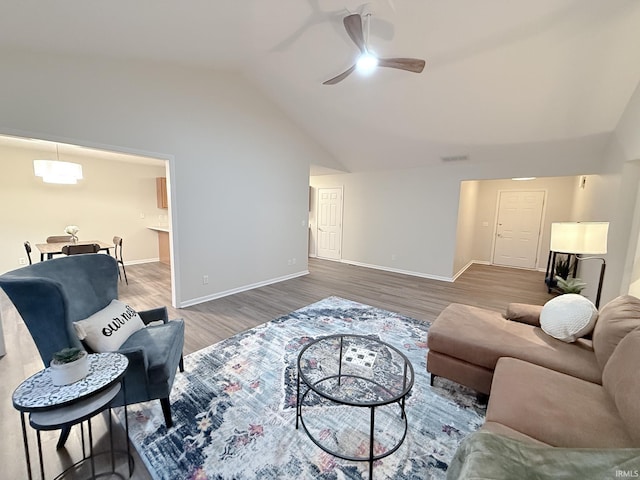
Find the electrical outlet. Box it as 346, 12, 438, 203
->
391, 254, 397, 261
140, 212, 145, 219
19, 257, 27, 265
292, 258, 296, 265
202, 275, 209, 285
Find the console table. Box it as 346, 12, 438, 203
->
12, 352, 131, 480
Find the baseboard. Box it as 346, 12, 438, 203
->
452, 260, 490, 281
340, 259, 454, 283
179, 270, 310, 308
123, 257, 160, 266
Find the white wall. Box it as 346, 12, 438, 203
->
469, 176, 577, 269
0, 49, 337, 306
628, 184, 640, 297
569, 80, 640, 304
3, 49, 638, 308
0, 143, 166, 274
453, 180, 479, 275
614, 82, 640, 300
311, 165, 595, 281
311, 167, 462, 280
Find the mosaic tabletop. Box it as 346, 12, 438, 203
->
13, 352, 128, 411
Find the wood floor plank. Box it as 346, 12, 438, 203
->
1, 257, 554, 479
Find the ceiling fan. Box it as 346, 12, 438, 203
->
323, 13, 425, 85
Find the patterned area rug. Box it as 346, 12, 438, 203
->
120, 297, 485, 479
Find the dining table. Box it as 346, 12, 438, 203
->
35, 240, 113, 261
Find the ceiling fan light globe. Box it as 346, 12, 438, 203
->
356, 52, 378, 74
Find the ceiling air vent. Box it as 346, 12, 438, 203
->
440, 155, 469, 163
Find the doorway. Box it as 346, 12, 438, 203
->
492, 190, 545, 269
316, 187, 343, 260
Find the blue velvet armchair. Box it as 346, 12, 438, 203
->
0, 254, 184, 437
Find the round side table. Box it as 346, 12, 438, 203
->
12, 352, 131, 480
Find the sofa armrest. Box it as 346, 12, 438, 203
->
505, 303, 543, 327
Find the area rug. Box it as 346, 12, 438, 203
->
119, 296, 485, 479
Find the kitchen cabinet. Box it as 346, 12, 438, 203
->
156, 177, 168, 209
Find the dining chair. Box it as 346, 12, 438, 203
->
45, 235, 74, 260
113, 236, 128, 285
46, 235, 73, 243
23, 241, 33, 265
62, 243, 100, 255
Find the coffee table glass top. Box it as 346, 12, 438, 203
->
298, 334, 414, 406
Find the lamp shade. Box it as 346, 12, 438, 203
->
550, 222, 609, 254
33, 160, 83, 184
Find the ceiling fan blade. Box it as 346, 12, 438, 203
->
343, 13, 366, 53
378, 57, 426, 73
323, 64, 357, 85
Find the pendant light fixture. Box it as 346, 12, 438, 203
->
33, 144, 83, 184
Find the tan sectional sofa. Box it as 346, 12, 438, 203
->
427, 295, 640, 448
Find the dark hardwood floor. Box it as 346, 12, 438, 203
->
119, 258, 554, 356
1, 257, 554, 479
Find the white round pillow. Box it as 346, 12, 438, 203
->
540, 294, 598, 343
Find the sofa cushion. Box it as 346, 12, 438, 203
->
504, 303, 543, 326
480, 421, 548, 446
602, 327, 640, 444
428, 303, 601, 384
539, 294, 598, 343
486, 357, 635, 447
119, 320, 184, 384
592, 295, 640, 370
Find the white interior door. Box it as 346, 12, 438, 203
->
492, 190, 545, 269
317, 187, 343, 260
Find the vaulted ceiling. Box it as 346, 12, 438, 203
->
2, 0, 640, 173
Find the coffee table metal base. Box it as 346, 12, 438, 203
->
296, 377, 408, 479
295, 334, 414, 480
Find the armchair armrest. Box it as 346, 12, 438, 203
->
114, 346, 151, 404
138, 306, 169, 325
117, 346, 149, 371
504, 303, 543, 326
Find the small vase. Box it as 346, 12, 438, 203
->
50, 351, 89, 386
71, 235, 78, 243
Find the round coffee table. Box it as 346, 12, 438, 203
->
295, 334, 414, 479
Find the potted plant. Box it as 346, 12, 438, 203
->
546, 255, 573, 289
555, 255, 573, 280
64, 225, 80, 243
554, 276, 587, 294
50, 347, 89, 386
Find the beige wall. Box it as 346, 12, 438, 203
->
0, 142, 167, 274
